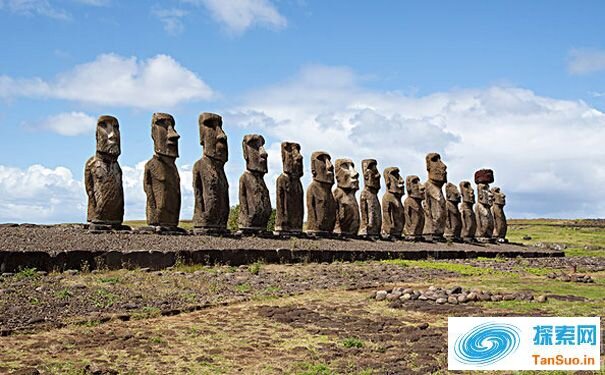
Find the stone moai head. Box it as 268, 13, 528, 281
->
491, 186, 506, 206
282, 142, 303, 178
445, 182, 461, 203
459, 181, 475, 204
384, 167, 404, 196
151, 113, 179, 158
311, 151, 334, 185
242, 134, 268, 174
96, 115, 120, 157
477, 183, 493, 206
199, 112, 228, 163
335, 158, 359, 191
426, 152, 447, 185
406, 175, 425, 199
362, 159, 381, 191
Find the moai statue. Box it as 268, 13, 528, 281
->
144, 113, 183, 232
306, 151, 336, 236
474, 169, 495, 242
403, 175, 425, 241
491, 186, 507, 243
192, 113, 229, 235
423, 152, 447, 241
459, 181, 477, 242
238, 134, 272, 234
444, 182, 462, 241
333, 158, 360, 237
84, 115, 127, 231
381, 167, 405, 239
275, 142, 304, 235
358, 159, 382, 239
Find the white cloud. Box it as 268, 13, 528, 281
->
568, 48, 605, 75
184, 0, 286, 34
0, 53, 214, 109
72, 0, 109, 5
152, 7, 188, 35
2, 0, 70, 19
226, 65, 605, 219
27, 111, 96, 136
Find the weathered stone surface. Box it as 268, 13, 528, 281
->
238, 134, 271, 232
333, 158, 360, 236
475, 182, 494, 242
404, 175, 425, 240
85, 115, 124, 227
306, 151, 336, 235
192, 113, 229, 232
491, 186, 507, 242
358, 159, 382, 237
444, 182, 462, 241
459, 181, 477, 242
275, 142, 304, 234
144, 113, 181, 228
381, 167, 405, 239
474, 169, 494, 184
423, 153, 447, 241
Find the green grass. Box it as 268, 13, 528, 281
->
235, 283, 251, 293
249, 261, 262, 275
295, 362, 335, 375
91, 289, 118, 308
383, 259, 498, 276
342, 337, 364, 348
15, 267, 38, 280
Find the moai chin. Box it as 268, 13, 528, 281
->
381, 167, 405, 239
306, 151, 336, 236
475, 183, 495, 242
358, 159, 382, 239
84, 115, 126, 231
459, 181, 477, 242
444, 182, 462, 241
275, 142, 304, 235
192, 112, 229, 235
333, 158, 361, 237
144, 113, 183, 231
490, 186, 507, 243
403, 175, 425, 241
422, 152, 447, 241
238, 134, 271, 234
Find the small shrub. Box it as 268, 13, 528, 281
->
342, 337, 364, 348
55, 289, 73, 300
16, 267, 38, 280
249, 261, 262, 275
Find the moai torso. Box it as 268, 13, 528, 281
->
491, 186, 507, 240
403, 175, 425, 239
275, 142, 304, 233
459, 181, 477, 241
238, 134, 271, 231
306, 151, 336, 234
144, 155, 181, 227
444, 183, 462, 240
144, 113, 181, 228
333, 158, 360, 236
85, 115, 124, 226
381, 167, 405, 238
423, 153, 447, 239
475, 183, 494, 240
358, 159, 381, 237
193, 113, 229, 230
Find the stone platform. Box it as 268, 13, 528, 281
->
0, 225, 564, 272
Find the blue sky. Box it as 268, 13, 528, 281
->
2, 0, 605, 223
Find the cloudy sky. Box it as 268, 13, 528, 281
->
1, 0, 605, 223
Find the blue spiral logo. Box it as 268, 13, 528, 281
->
454, 322, 520, 366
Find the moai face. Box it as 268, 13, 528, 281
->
199, 112, 228, 163
445, 182, 461, 203
243, 134, 268, 174
406, 175, 425, 199
477, 183, 493, 205
362, 159, 380, 191
282, 142, 303, 178
335, 158, 359, 190
491, 187, 506, 206
311, 151, 334, 185
426, 152, 447, 184
96, 115, 120, 157
151, 113, 179, 158
384, 167, 404, 195
460, 181, 475, 204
